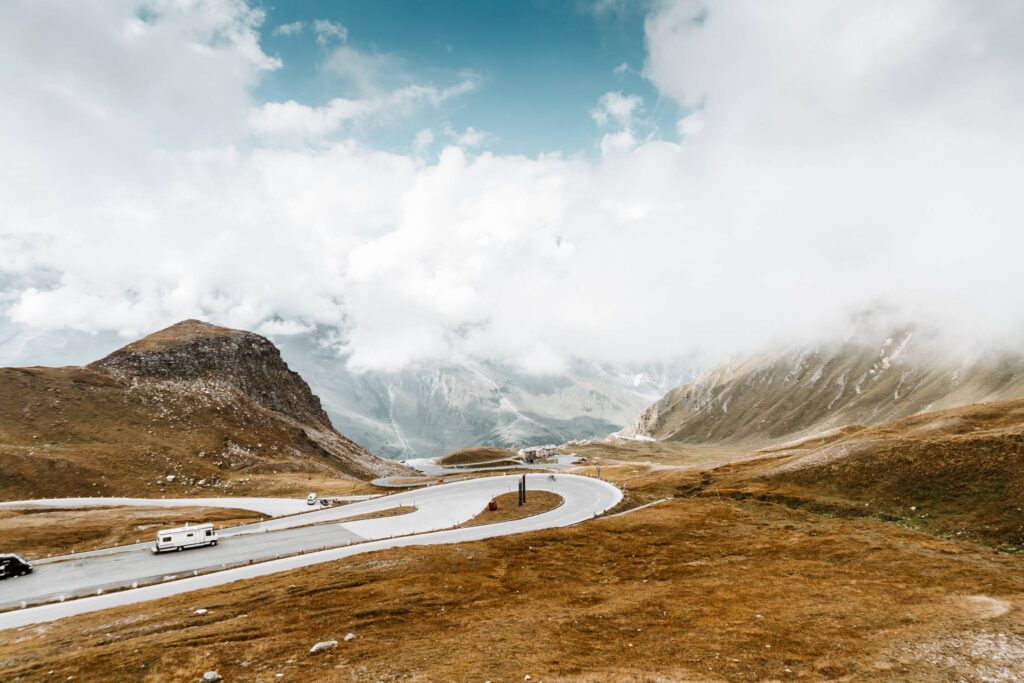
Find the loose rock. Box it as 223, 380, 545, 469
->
201, 672, 221, 682
309, 640, 338, 654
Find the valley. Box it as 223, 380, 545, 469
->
1, 321, 1022, 682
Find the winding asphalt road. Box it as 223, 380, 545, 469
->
0, 473, 621, 630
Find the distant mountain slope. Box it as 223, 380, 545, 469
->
274, 333, 693, 459
623, 331, 1024, 445
0, 320, 407, 500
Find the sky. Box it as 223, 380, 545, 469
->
1, 0, 1023, 372
256, 0, 677, 156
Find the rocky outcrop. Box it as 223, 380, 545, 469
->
90, 319, 332, 429
88, 320, 409, 480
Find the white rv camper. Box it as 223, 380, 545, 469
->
152, 523, 218, 553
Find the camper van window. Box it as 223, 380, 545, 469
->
162, 537, 171, 542
205, 530, 212, 536
187, 533, 193, 537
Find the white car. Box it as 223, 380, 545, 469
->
152, 523, 218, 553
306, 492, 318, 505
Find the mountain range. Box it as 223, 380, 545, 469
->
0, 319, 693, 460
274, 333, 693, 459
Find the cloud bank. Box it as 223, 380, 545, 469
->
2, 0, 1023, 372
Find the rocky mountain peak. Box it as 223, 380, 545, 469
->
89, 319, 332, 430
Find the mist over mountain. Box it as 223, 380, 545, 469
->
0, 318, 694, 459
274, 332, 694, 459
623, 327, 1024, 447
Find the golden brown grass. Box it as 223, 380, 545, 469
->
571, 400, 1024, 549
436, 446, 515, 466
0, 506, 262, 560
568, 440, 752, 470
460, 490, 563, 528
1, 495, 1021, 682
704, 399, 1024, 548
0, 365, 376, 501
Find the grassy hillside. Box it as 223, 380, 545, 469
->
0, 321, 407, 500
747, 399, 1024, 549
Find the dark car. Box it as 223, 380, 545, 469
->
0, 553, 33, 580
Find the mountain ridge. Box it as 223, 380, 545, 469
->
622, 330, 1024, 446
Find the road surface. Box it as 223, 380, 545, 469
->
0, 495, 379, 517
0, 474, 620, 630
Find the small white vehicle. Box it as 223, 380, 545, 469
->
306, 492, 318, 505
152, 523, 218, 553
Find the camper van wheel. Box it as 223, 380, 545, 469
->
176, 546, 184, 552
211, 540, 218, 546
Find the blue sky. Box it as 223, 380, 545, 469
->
256, 0, 677, 155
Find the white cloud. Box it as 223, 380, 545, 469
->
413, 128, 435, 155
676, 110, 704, 137
322, 45, 396, 94
3, 0, 1024, 375
249, 77, 479, 140
600, 130, 637, 155
612, 62, 630, 75
592, 92, 644, 156
312, 18, 348, 45
273, 21, 304, 37
442, 125, 490, 148
591, 91, 642, 128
